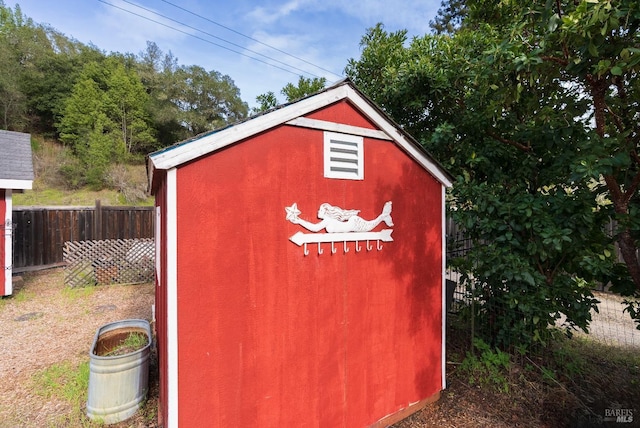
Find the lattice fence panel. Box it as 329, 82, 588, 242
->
63, 239, 155, 288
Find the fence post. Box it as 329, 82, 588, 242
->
94, 200, 102, 240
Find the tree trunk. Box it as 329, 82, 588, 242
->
592, 76, 640, 292
617, 227, 640, 288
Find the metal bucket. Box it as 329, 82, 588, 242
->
86, 319, 151, 424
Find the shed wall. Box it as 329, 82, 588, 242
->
308, 99, 378, 129
171, 109, 443, 427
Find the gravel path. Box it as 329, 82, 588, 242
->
578, 290, 640, 349
0, 269, 154, 427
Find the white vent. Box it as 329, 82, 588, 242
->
324, 132, 364, 180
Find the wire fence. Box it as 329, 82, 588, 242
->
445, 219, 640, 351
581, 290, 640, 349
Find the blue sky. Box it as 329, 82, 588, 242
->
6, 0, 441, 108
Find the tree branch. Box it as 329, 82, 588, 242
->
614, 76, 627, 100
555, 0, 563, 19
603, 174, 624, 211
622, 169, 640, 207
605, 102, 626, 134
541, 56, 569, 67
486, 129, 532, 152
552, 0, 571, 61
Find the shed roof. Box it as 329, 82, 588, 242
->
148, 79, 453, 192
0, 130, 34, 190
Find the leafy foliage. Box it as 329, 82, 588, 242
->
281, 76, 327, 102
174, 65, 248, 135
0, 3, 248, 188
346, 0, 640, 347
253, 91, 278, 114
430, 0, 468, 35
252, 76, 327, 114
459, 338, 511, 393
56, 58, 146, 187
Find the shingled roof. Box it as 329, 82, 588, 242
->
0, 130, 34, 190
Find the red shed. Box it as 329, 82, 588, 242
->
0, 130, 33, 296
148, 80, 453, 427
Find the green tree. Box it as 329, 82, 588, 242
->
0, 1, 106, 134
539, 0, 640, 297
57, 74, 108, 187
0, 2, 31, 130
174, 65, 248, 136
0, 36, 25, 129
252, 76, 327, 114
137, 41, 185, 147
104, 58, 155, 155
470, 0, 640, 320
84, 114, 118, 187
346, 0, 640, 347
57, 70, 106, 148
430, 0, 468, 35
57, 57, 155, 185
20, 37, 105, 136
252, 91, 278, 114
281, 76, 327, 102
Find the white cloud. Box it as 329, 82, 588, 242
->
247, 0, 311, 25
246, 0, 438, 36
324, 0, 439, 35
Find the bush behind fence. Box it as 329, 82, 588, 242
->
446, 218, 640, 350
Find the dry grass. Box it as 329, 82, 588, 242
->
394, 317, 640, 428
14, 137, 153, 207
0, 269, 156, 427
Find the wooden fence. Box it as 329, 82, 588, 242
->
12, 200, 153, 272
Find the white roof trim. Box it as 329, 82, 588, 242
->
149, 83, 452, 188
150, 86, 348, 171
286, 117, 392, 141
0, 179, 32, 190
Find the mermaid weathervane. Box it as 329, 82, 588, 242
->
285, 201, 394, 255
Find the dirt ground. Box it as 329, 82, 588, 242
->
0, 269, 156, 427
1, 269, 638, 427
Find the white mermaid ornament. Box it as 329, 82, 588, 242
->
286, 201, 393, 233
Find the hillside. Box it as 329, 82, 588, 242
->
12, 136, 153, 207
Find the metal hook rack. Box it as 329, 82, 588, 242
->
290, 230, 393, 256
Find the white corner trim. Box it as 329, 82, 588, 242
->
0, 179, 32, 190
4, 190, 12, 296
166, 168, 178, 427
155, 206, 162, 286
286, 117, 392, 141
441, 185, 447, 390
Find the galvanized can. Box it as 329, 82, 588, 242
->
86, 319, 151, 424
